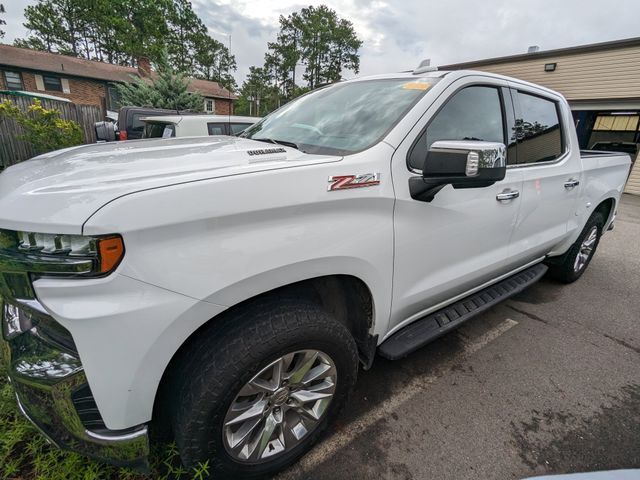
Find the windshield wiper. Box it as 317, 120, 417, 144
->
253, 137, 303, 152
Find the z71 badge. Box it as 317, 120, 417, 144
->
328, 173, 381, 191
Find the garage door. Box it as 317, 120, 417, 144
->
625, 154, 640, 195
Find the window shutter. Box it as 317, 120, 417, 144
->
61, 78, 71, 94
35, 74, 45, 91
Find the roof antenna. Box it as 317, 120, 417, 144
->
413, 59, 438, 75
228, 34, 232, 124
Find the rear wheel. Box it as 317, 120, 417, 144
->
171, 299, 358, 479
546, 212, 604, 283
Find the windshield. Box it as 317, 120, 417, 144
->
242, 78, 439, 155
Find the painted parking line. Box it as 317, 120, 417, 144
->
279, 318, 519, 478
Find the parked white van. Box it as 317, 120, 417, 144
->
141, 114, 261, 138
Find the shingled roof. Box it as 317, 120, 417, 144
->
0, 44, 236, 100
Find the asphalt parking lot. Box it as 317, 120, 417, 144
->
280, 193, 640, 480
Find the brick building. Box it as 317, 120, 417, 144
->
0, 44, 236, 114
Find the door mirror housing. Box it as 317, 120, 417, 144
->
409, 140, 507, 202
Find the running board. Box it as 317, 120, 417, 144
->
379, 263, 548, 360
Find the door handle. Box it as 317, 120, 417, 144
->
496, 189, 520, 201
564, 179, 580, 189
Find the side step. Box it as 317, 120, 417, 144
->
379, 263, 548, 360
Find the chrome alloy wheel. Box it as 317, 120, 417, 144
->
222, 350, 337, 463
574, 225, 598, 272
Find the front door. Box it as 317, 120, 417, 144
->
389, 78, 523, 336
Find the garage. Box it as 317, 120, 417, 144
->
442, 37, 640, 195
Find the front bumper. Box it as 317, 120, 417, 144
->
1, 301, 150, 471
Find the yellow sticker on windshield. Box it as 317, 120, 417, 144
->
402, 82, 432, 91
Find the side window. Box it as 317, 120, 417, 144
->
207, 123, 226, 136
408, 86, 505, 171
143, 123, 175, 138
513, 91, 563, 165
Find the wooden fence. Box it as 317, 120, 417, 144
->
0, 94, 103, 169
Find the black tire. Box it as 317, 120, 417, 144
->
171, 298, 359, 479
546, 211, 605, 283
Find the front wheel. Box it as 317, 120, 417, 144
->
546, 212, 604, 283
171, 299, 359, 479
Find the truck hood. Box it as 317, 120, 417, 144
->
0, 136, 340, 234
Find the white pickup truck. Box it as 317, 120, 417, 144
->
0, 68, 631, 478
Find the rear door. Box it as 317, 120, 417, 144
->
389, 77, 523, 333
506, 86, 582, 267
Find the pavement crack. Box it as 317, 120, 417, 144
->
506, 304, 549, 324
603, 334, 640, 355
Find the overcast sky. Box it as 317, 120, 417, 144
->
3, 0, 640, 84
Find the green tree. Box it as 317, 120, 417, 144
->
20, 0, 92, 57
115, 51, 203, 111
235, 66, 277, 116
0, 99, 83, 155
113, 0, 173, 65
17, 0, 172, 65
14, 0, 238, 82
13, 36, 48, 51
0, 4, 6, 39
266, 5, 362, 91
193, 33, 237, 91
265, 13, 302, 98
166, 0, 205, 73
296, 6, 361, 88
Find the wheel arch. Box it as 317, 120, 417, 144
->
593, 196, 616, 228
149, 274, 376, 439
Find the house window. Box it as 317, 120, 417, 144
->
107, 84, 122, 110
43, 75, 63, 92
4, 71, 23, 90
205, 99, 214, 113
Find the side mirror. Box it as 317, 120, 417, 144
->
409, 140, 507, 202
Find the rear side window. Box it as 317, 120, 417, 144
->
408, 86, 505, 171
208, 123, 226, 136
230, 123, 253, 135
512, 92, 563, 165
144, 123, 175, 138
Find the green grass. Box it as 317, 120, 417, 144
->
0, 362, 210, 480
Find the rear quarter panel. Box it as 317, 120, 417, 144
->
550, 152, 631, 256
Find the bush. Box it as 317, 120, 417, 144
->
0, 99, 84, 155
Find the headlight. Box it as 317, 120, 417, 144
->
0, 230, 125, 277
18, 231, 98, 256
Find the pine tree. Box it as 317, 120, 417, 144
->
0, 4, 6, 39
115, 51, 204, 111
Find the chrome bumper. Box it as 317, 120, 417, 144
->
1, 305, 150, 471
